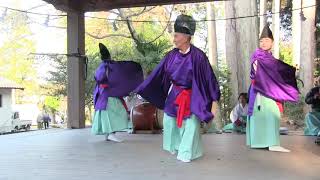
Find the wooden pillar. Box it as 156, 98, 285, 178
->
206, 2, 218, 66
300, 0, 316, 95
225, 0, 239, 105
67, 10, 86, 129
272, 0, 280, 58
292, 0, 302, 67
233, 0, 259, 93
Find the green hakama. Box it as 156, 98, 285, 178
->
92, 97, 128, 135
304, 111, 320, 136
246, 94, 280, 148
223, 115, 247, 133
163, 113, 203, 161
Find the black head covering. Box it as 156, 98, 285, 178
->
174, 14, 196, 36
99, 43, 111, 60
260, 24, 274, 40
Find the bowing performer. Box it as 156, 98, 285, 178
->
92, 43, 143, 142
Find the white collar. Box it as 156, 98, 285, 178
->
240, 103, 247, 109
179, 46, 191, 54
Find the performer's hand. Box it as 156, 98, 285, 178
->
211, 101, 218, 117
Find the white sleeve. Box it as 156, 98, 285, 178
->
230, 104, 239, 123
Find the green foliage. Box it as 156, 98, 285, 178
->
44, 96, 60, 113
284, 80, 305, 129
46, 54, 99, 108
46, 56, 67, 96
284, 96, 305, 129
279, 42, 293, 65
43, 96, 61, 124
134, 38, 171, 74
0, 11, 38, 103
315, 59, 320, 77
84, 52, 100, 107
130, 21, 172, 74
213, 63, 233, 125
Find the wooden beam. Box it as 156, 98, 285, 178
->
43, 0, 225, 12
83, 0, 219, 11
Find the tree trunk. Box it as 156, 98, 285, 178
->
300, 0, 316, 96
207, 2, 222, 130
118, 9, 140, 45
259, 0, 268, 33
292, 0, 302, 67
206, 2, 218, 66
233, 0, 259, 93
225, 0, 239, 106
51, 112, 57, 124
272, 0, 280, 58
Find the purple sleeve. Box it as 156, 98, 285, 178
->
191, 52, 221, 122
254, 58, 299, 102
135, 53, 172, 109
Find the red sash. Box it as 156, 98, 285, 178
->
174, 85, 192, 128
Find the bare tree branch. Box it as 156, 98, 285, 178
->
117, 6, 173, 45
126, 6, 156, 18
85, 32, 131, 39
118, 8, 141, 44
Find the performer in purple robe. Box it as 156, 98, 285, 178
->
92, 43, 143, 142
135, 15, 220, 162
246, 25, 299, 152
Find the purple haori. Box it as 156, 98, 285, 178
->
135, 45, 221, 123
93, 60, 143, 110
248, 48, 299, 115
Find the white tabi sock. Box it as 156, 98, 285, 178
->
107, 133, 124, 143
177, 156, 191, 163
269, 146, 291, 153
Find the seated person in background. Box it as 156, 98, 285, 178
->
223, 93, 248, 133
304, 77, 320, 136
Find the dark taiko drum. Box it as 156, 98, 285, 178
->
130, 102, 163, 134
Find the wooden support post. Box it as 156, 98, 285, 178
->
67, 10, 86, 129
